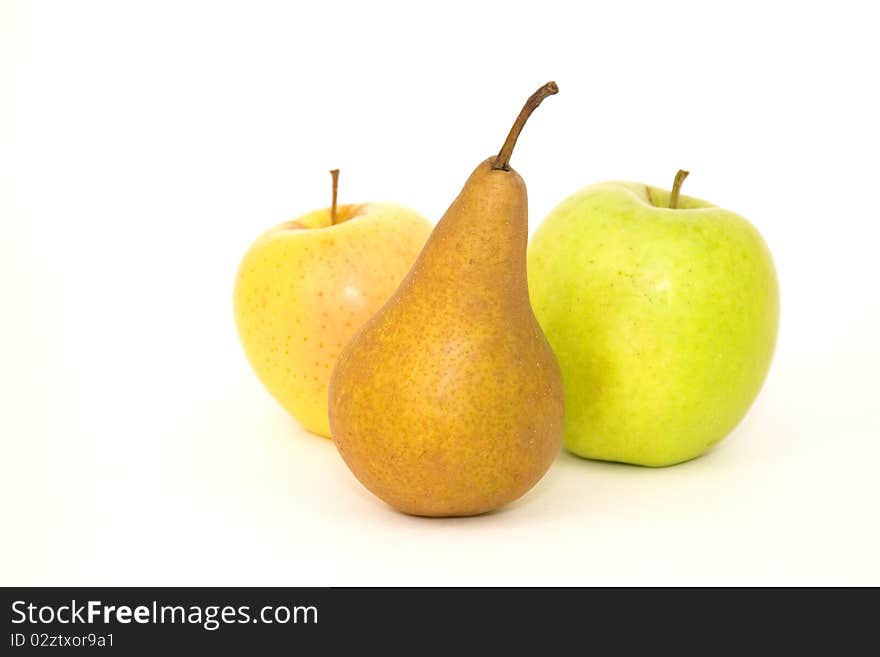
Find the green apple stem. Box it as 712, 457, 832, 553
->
493, 81, 559, 171
329, 168, 340, 225
669, 169, 690, 209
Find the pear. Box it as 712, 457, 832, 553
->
328, 83, 564, 517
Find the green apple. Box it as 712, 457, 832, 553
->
527, 171, 779, 466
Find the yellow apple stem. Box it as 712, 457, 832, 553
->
493, 81, 559, 171
329, 168, 340, 225
669, 169, 690, 209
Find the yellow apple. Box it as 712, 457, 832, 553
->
234, 172, 431, 437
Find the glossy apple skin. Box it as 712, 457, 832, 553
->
527, 183, 779, 466
234, 203, 432, 437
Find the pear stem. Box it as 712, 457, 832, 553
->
493, 81, 559, 171
329, 169, 340, 225
669, 169, 689, 209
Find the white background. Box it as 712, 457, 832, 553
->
2, 0, 878, 585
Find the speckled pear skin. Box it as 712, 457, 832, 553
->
328, 158, 564, 517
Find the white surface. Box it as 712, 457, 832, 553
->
1, 0, 879, 586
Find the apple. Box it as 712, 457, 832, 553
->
234, 170, 432, 437
527, 171, 779, 466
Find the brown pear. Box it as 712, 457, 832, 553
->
328, 83, 564, 517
